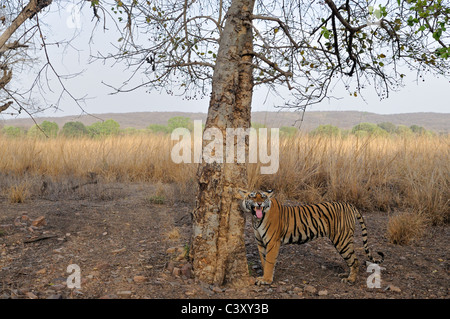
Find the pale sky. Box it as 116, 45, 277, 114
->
2, 2, 449, 120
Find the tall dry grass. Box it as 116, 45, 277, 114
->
0, 135, 196, 184
0, 133, 448, 225
250, 134, 449, 225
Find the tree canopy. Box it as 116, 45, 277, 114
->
91, 0, 450, 110
0, 1, 448, 117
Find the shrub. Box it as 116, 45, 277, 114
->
167, 117, 193, 132
1, 126, 25, 138
280, 126, 298, 137
147, 124, 169, 134
8, 183, 30, 203
377, 122, 397, 133
395, 125, 413, 136
251, 122, 266, 130
61, 121, 89, 137
387, 212, 428, 245
28, 121, 59, 138
352, 122, 387, 137
87, 119, 120, 137
310, 124, 341, 136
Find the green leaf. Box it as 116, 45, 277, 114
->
321, 26, 331, 39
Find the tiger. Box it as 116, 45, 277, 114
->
238, 189, 384, 285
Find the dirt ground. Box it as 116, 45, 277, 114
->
0, 182, 448, 299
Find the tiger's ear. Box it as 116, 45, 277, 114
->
266, 189, 275, 198
236, 188, 249, 199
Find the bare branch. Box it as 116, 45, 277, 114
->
323, 0, 366, 33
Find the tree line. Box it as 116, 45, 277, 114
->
0, 116, 435, 138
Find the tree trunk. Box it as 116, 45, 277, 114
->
191, 0, 255, 287
0, 0, 53, 50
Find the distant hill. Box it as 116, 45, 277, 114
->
1, 111, 449, 133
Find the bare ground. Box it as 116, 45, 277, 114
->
0, 182, 448, 299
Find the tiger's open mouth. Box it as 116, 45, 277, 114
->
252, 206, 263, 219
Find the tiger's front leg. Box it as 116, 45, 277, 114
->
257, 244, 266, 271
256, 241, 281, 285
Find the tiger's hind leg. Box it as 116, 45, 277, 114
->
332, 236, 359, 284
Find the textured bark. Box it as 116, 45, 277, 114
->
0, 0, 53, 110
191, 0, 255, 287
0, 0, 53, 50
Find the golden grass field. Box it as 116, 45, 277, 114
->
0, 133, 448, 243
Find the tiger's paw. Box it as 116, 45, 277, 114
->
255, 276, 272, 286
340, 276, 356, 285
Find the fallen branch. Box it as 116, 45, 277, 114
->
23, 234, 58, 244
71, 179, 98, 191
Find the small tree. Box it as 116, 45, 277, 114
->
1, 125, 25, 138
28, 120, 58, 138
311, 124, 341, 137
61, 121, 89, 138
280, 126, 297, 137
147, 124, 169, 134
88, 119, 120, 137
396, 125, 413, 136
167, 117, 193, 132
410, 124, 426, 135
251, 122, 266, 130
352, 122, 387, 137
378, 122, 397, 134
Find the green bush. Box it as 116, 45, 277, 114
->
251, 122, 266, 130
377, 122, 397, 133
352, 122, 387, 137
147, 124, 169, 134
311, 124, 341, 136
280, 126, 298, 137
1, 126, 25, 138
61, 121, 89, 137
27, 121, 59, 138
167, 116, 193, 132
395, 125, 413, 136
87, 119, 120, 137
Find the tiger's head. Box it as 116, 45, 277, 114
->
238, 189, 274, 219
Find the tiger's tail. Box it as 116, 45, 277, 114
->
353, 206, 384, 264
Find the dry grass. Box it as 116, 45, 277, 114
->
0, 135, 196, 184
166, 228, 181, 241
249, 134, 449, 225
387, 212, 429, 245
0, 133, 448, 225
6, 182, 30, 203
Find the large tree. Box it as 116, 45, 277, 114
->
1, 0, 449, 287
90, 0, 450, 287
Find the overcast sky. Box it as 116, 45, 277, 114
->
2, 2, 449, 120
